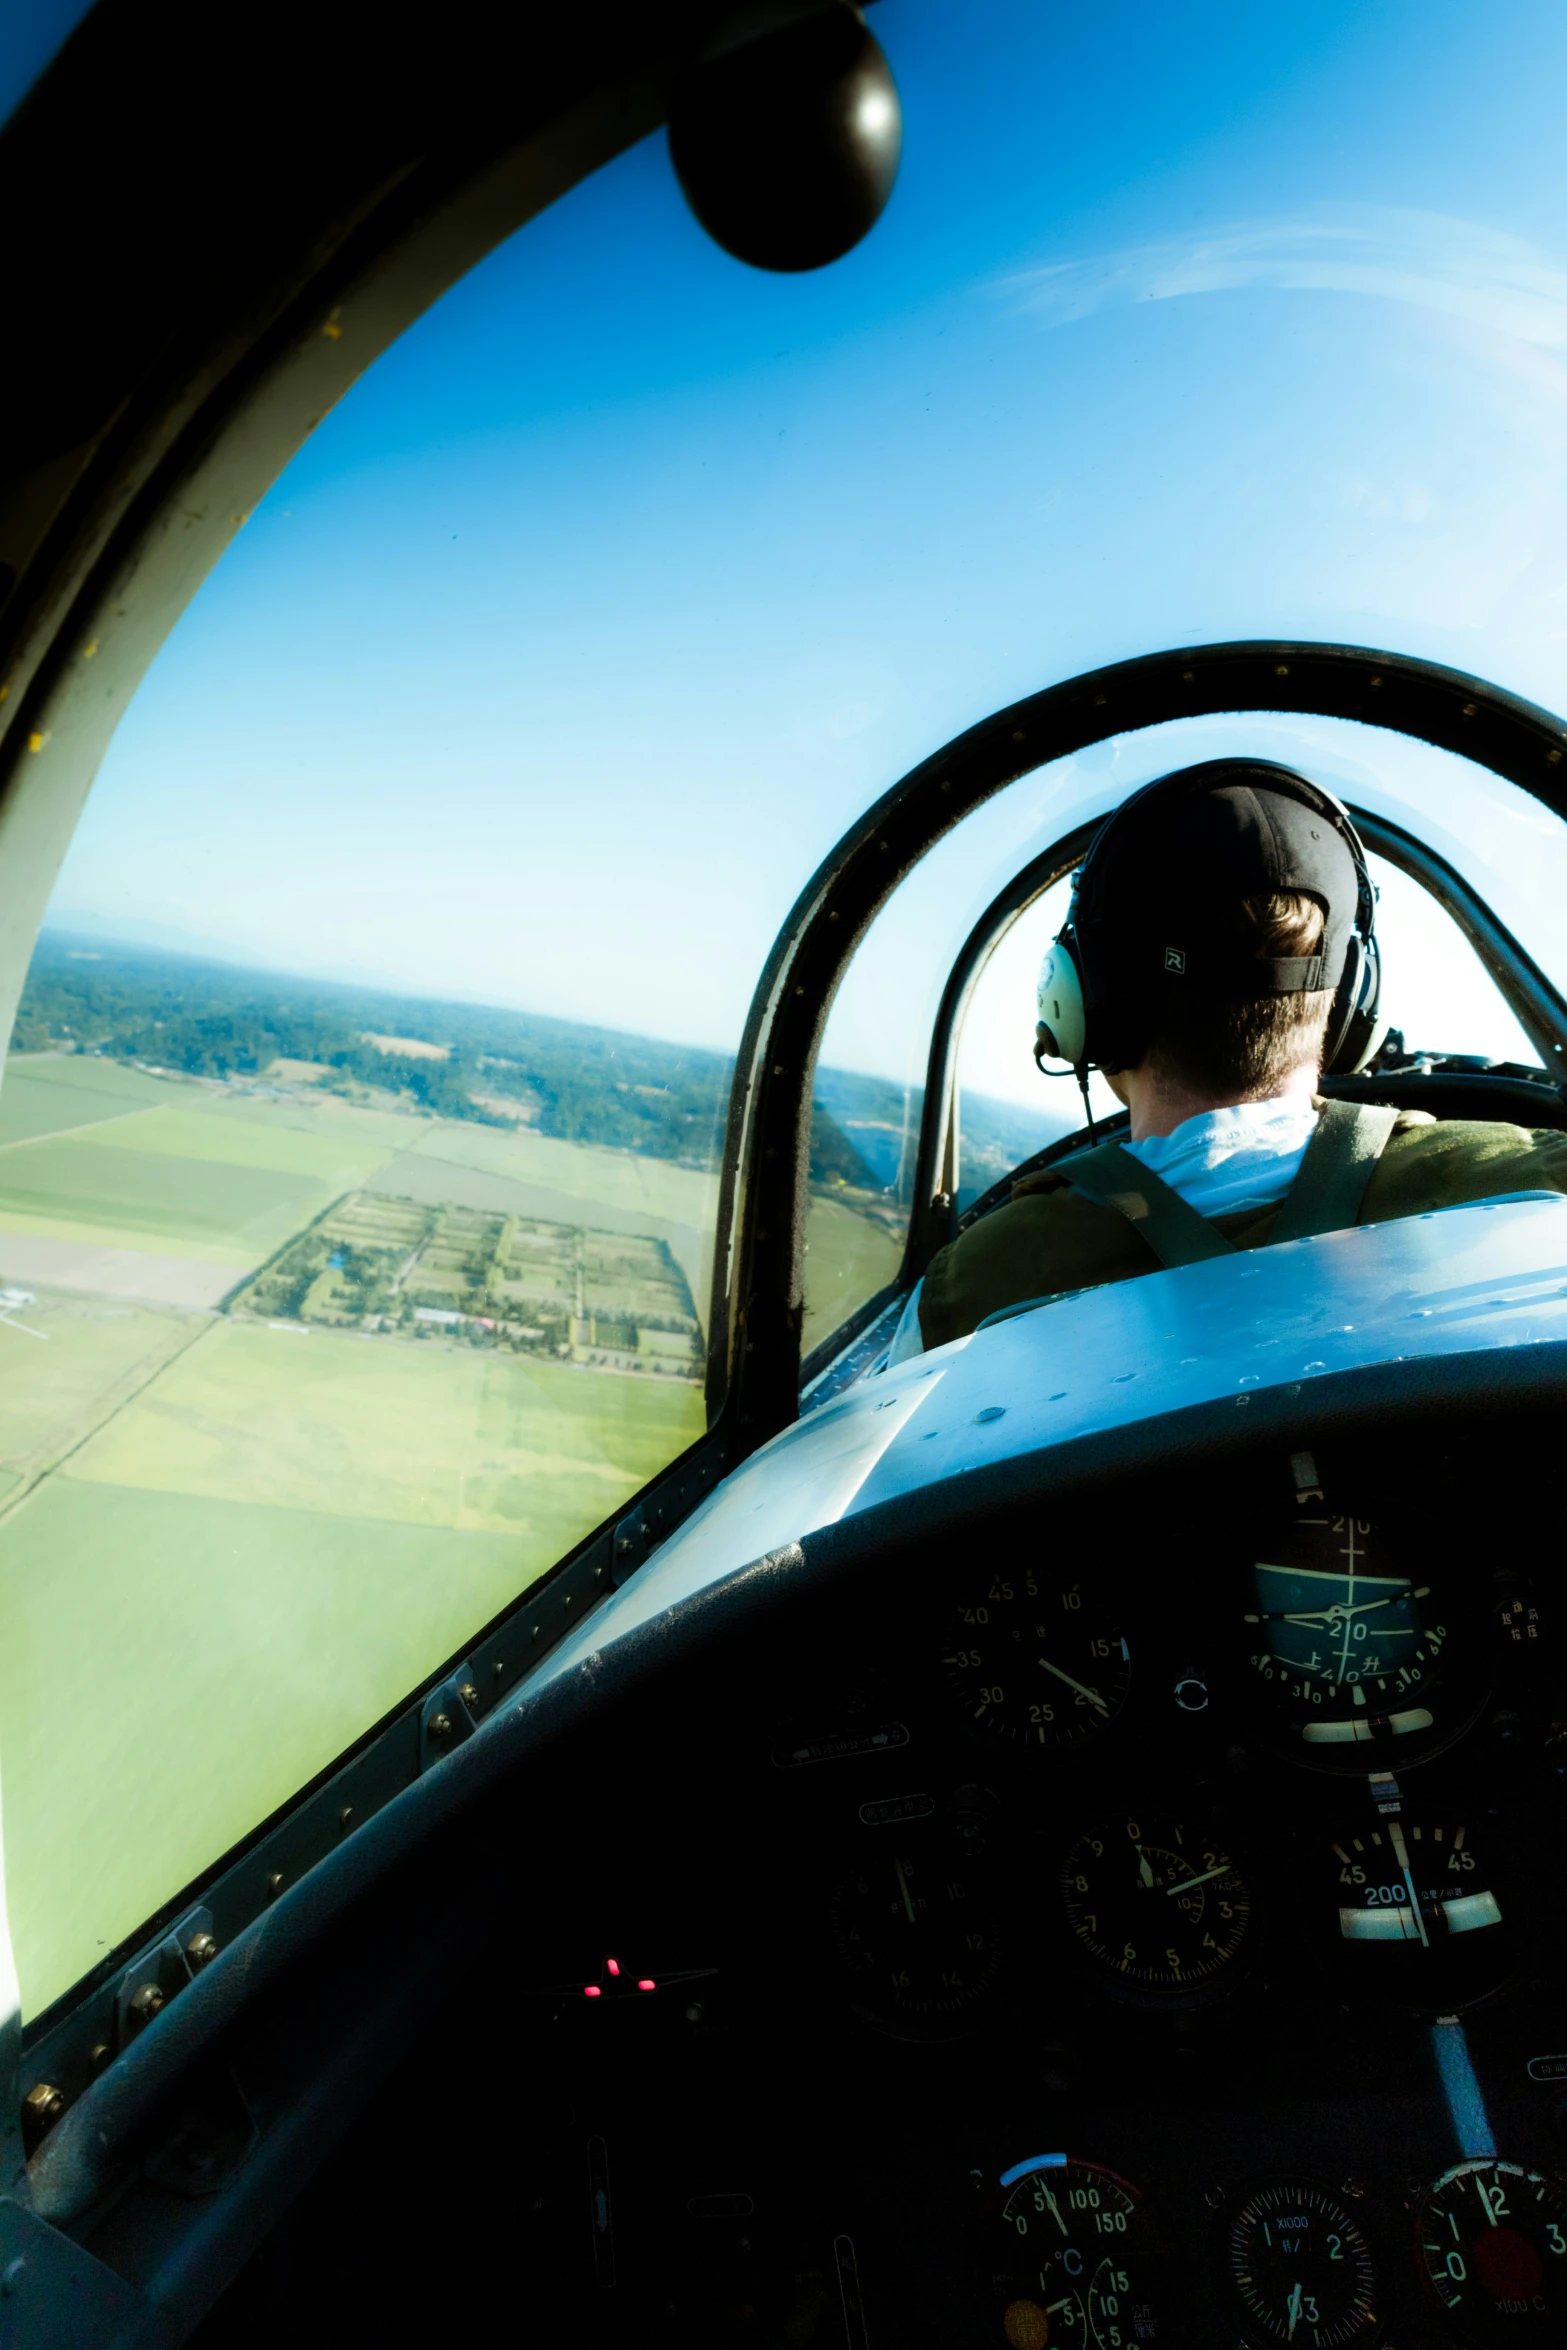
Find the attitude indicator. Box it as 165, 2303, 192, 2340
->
1243, 1504, 1459, 1751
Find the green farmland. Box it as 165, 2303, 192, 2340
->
0, 1055, 712, 2012
0, 1484, 537, 2015
802, 1193, 904, 1358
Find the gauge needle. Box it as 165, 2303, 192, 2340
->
1135, 1845, 1155, 1889
1388, 1820, 1429, 1949
893, 1855, 917, 1926
1477, 2176, 1503, 2228
1166, 1860, 1232, 1896
1247, 1590, 1424, 1625
1036, 1655, 1108, 1713
1041, 2188, 1069, 2239
1286, 2278, 1303, 2340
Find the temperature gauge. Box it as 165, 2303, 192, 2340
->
942, 1563, 1131, 1751
1223, 2180, 1380, 2347
984, 2155, 1174, 2347
1416, 2160, 1567, 2341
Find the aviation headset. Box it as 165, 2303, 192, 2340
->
1034, 760, 1384, 1078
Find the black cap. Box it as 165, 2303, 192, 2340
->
1087, 760, 1363, 999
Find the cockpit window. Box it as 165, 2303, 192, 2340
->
801, 712, 1565, 1324
1, 925, 719, 2014
958, 851, 1540, 1212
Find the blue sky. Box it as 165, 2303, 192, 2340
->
0, 0, 91, 128
45, 0, 1567, 1075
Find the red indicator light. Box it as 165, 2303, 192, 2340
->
606, 1959, 620, 1977
583, 1985, 601, 1998
638, 1979, 656, 1992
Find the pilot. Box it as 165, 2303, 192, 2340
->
890, 759, 1567, 1359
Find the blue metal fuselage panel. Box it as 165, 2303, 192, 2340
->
532, 1195, 1567, 1686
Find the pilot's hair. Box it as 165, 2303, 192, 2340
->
1142, 890, 1334, 1096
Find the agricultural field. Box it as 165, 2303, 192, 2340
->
0, 1056, 403, 1280
0, 1290, 200, 1502
0, 1054, 715, 2014
801, 1192, 906, 1358
0, 1325, 703, 2007
0, 1485, 546, 2020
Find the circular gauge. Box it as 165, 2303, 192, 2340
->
1224, 2181, 1380, 2347
1242, 1504, 1463, 1754
985, 2158, 1174, 2347
1060, 1812, 1250, 2001
1415, 2160, 1567, 2341
1329, 1817, 1512, 2007
941, 1563, 1131, 1750
827, 1846, 1004, 2035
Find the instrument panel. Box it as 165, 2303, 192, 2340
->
283, 1418, 1567, 2350
734, 1439, 1567, 2347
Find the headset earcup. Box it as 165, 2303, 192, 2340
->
1036, 935, 1088, 1064
1325, 932, 1384, 1076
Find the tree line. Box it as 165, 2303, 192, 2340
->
15, 933, 884, 1182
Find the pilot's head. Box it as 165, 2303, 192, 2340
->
1035, 761, 1380, 1103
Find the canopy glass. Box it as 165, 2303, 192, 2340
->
7, 0, 1567, 2017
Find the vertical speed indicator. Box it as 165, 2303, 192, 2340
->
941, 1564, 1131, 1750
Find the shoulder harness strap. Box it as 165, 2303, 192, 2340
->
1268, 1098, 1400, 1243
1062, 1099, 1399, 1269
1059, 1139, 1238, 1268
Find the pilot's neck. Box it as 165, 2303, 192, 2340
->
1106, 1061, 1319, 1145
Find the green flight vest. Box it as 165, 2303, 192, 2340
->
918, 1106, 1567, 1351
